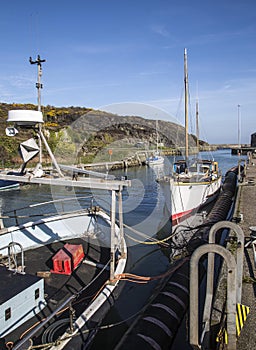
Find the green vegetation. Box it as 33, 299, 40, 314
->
0, 102, 92, 167
0, 102, 210, 168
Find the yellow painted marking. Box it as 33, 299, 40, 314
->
236, 303, 250, 337
216, 303, 250, 344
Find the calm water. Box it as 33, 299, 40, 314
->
92, 149, 244, 349
0, 149, 243, 349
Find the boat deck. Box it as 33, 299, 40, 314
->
25, 238, 109, 304
2, 237, 110, 347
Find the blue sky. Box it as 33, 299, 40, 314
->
0, 0, 256, 144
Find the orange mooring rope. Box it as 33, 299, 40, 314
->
111, 257, 189, 284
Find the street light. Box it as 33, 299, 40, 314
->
237, 104, 241, 152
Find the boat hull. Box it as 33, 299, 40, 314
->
170, 176, 222, 225
146, 154, 164, 166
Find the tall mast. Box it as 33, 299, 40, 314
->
196, 99, 199, 151
156, 119, 159, 153
184, 48, 189, 160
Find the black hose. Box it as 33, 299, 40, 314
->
42, 318, 70, 344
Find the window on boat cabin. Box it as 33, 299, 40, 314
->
174, 162, 187, 174
189, 165, 197, 172
35, 288, 40, 300
202, 166, 210, 173
5, 307, 11, 321
212, 162, 218, 172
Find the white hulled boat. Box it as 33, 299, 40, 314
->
170, 158, 222, 225
170, 49, 222, 226
146, 152, 165, 166
146, 120, 165, 166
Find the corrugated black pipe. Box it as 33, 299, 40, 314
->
187, 167, 238, 252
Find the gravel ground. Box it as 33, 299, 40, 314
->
236, 162, 256, 350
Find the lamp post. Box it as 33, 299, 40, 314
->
237, 104, 241, 154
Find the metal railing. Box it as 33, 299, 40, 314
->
190, 244, 237, 350
0, 242, 25, 273
190, 221, 244, 350
208, 221, 244, 303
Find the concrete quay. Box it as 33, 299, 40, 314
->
234, 158, 256, 349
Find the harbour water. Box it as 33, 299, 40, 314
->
92, 149, 244, 349
0, 149, 243, 349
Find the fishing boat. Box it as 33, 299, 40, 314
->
0, 186, 129, 350
170, 49, 222, 226
0, 134, 128, 350
0, 56, 131, 350
0, 124, 129, 350
146, 120, 165, 166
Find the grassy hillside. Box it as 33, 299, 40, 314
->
0, 103, 203, 167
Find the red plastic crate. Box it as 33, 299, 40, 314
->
51, 243, 85, 275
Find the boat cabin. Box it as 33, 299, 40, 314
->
0, 267, 46, 338
173, 159, 218, 177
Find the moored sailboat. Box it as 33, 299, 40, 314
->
146, 120, 165, 166
170, 49, 222, 226
146, 152, 164, 166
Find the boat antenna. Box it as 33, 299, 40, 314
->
184, 48, 189, 162
28, 55, 62, 175
29, 55, 46, 112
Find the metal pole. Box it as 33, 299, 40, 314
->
38, 130, 64, 177
38, 125, 43, 165
30, 55, 46, 165
184, 48, 189, 161
238, 104, 241, 151
202, 221, 244, 342
29, 55, 45, 110
190, 244, 237, 350
37, 60, 42, 111
208, 221, 244, 303
196, 99, 199, 152
118, 190, 125, 256
110, 190, 116, 281
38, 63, 42, 164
